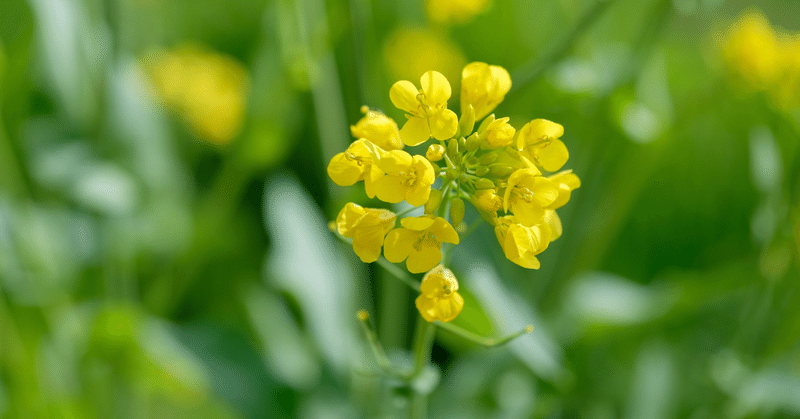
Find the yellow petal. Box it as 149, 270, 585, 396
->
376, 149, 413, 175
406, 181, 432, 207
433, 292, 464, 322
510, 201, 545, 227
363, 165, 384, 198
374, 175, 407, 203
327, 153, 364, 186
530, 177, 559, 207
401, 216, 436, 231
412, 156, 436, 186
529, 119, 564, 140
350, 108, 403, 150
397, 116, 429, 147
429, 217, 460, 244
415, 294, 437, 322
429, 109, 459, 140
420, 70, 451, 106
384, 228, 419, 263
352, 226, 387, 263
336, 202, 366, 237
544, 210, 562, 242
390, 80, 421, 114
538, 139, 569, 172
407, 247, 442, 273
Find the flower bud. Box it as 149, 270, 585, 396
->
482, 117, 515, 149
475, 166, 490, 177
489, 164, 514, 178
466, 156, 479, 166
477, 114, 495, 135
478, 153, 498, 165
424, 188, 444, 214
450, 198, 465, 226
465, 132, 481, 152
459, 104, 476, 137
426, 144, 445, 161
473, 178, 495, 190
447, 138, 459, 158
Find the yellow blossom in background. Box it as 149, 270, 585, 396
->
722, 10, 800, 109
351, 106, 404, 150
145, 45, 249, 145
723, 11, 781, 90
495, 216, 552, 269
384, 216, 459, 273
327, 139, 384, 198
374, 150, 436, 206
415, 265, 464, 322
503, 168, 559, 226
390, 71, 459, 145
426, 0, 491, 25
461, 62, 511, 120
517, 119, 569, 172
384, 28, 466, 92
336, 203, 397, 263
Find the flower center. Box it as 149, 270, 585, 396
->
413, 231, 440, 251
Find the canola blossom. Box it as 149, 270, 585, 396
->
328, 62, 580, 322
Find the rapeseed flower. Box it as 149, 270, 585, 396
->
426, 0, 490, 24
390, 71, 459, 146
373, 150, 436, 206
351, 106, 404, 150
328, 61, 582, 324
327, 139, 384, 198
337, 203, 397, 262
384, 216, 459, 273
415, 265, 464, 322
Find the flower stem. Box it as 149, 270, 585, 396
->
375, 256, 421, 292
433, 321, 533, 348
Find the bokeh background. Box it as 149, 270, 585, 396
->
1, 0, 800, 417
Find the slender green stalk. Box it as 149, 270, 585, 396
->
434, 321, 533, 348
412, 318, 436, 376
356, 310, 411, 379
509, 0, 617, 94
374, 256, 421, 292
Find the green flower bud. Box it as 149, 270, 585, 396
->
426, 144, 445, 161
459, 104, 476, 137
489, 164, 514, 178
465, 132, 481, 152
424, 188, 443, 214
477, 114, 496, 135
478, 153, 498, 165
475, 166, 490, 177
473, 178, 496, 190
450, 198, 465, 226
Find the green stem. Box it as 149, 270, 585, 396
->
412, 317, 436, 376
375, 256, 421, 292
395, 206, 418, 218
434, 321, 533, 348
356, 310, 411, 379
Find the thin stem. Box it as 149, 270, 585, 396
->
412, 318, 436, 376
375, 256, 421, 292
395, 205, 418, 218
356, 310, 411, 379
509, 0, 617, 94
434, 321, 533, 348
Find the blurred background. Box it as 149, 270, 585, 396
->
1, 0, 799, 417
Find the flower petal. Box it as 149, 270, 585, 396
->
327, 153, 364, 186
538, 138, 569, 172
352, 226, 387, 263
407, 247, 442, 273
390, 80, 420, 114
420, 70, 451, 106
400, 116, 431, 146
429, 109, 459, 140
401, 216, 436, 231
374, 175, 407, 203
336, 202, 365, 237
383, 228, 418, 263
429, 217, 459, 244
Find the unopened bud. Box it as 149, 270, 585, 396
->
478, 153, 498, 165
475, 166, 490, 177
465, 132, 481, 152
450, 198, 465, 226
424, 188, 444, 214
447, 138, 459, 158
489, 165, 514, 178
477, 114, 496, 135
426, 144, 445, 161
473, 178, 496, 190
466, 156, 478, 166
446, 168, 459, 181
458, 136, 467, 150
459, 104, 476, 137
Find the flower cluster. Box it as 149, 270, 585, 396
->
329, 63, 580, 322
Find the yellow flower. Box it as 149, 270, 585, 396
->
384, 216, 460, 273
502, 168, 559, 226
390, 71, 459, 146
470, 188, 502, 224
426, 0, 490, 24
145, 45, 249, 145
517, 119, 569, 172
373, 150, 436, 206
546, 170, 581, 210
544, 210, 562, 242
415, 265, 465, 322
337, 203, 397, 263
481, 116, 516, 148
723, 11, 781, 90
494, 216, 552, 269
461, 62, 512, 120
351, 106, 403, 150
327, 139, 384, 198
